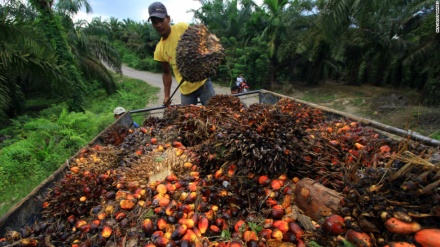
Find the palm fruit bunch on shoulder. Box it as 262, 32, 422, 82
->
176, 24, 225, 82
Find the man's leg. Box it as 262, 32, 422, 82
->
198, 78, 215, 105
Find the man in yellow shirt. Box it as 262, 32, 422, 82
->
148, 2, 216, 106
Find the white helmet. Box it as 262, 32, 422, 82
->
113, 107, 126, 115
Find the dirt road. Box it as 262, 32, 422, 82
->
122, 65, 232, 108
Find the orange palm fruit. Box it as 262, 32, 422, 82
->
414, 228, 440, 247
385, 217, 421, 235
346, 229, 373, 247
182, 229, 197, 242
258, 175, 270, 185
176, 148, 184, 156
156, 184, 167, 195
114, 212, 125, 221
271, 229, 283, 241
214, 169, 223, 179
159, 197, 170, 207
173, 141, 183, 148
273, 220, 289, 233
228, 240, 244, 247
70, 166, 80, 173
198, 215, 209, 234
271, 179, 282, 190
119, 199, 135, 210
188, 183, 198, 192
150, 137, 157, 145
210, 225, 221, 234
243, 230, 258, 242
157, 218, 167, 230
266, 198, 278, 207
384, 242, 416, 247
179, 218, 195, 229
101, 225, 112, 238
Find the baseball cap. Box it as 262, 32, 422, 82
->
113, 107, 126, 115
148, 2, 168, 20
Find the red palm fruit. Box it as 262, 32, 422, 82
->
198, 215, 209, 234
187, 181, 198, 191
288, 222, 304, 239
322, 215, 346, 235
297, 239, 306, 247
258, 175, 270, 186
67, 215, 76, 225
42, 201, 50, 209
228, 240, 244, 247
154, 236, 169, 247
215, 217, 226, 228
151, 230, 164, 240
258, 229, 272, 239
243, 230, 258, 242
115, 212, 126, 221
179, 218, 195, 229
156, 184, 167, 195
263, 219, 273, 229
175, 180, 188, 189
143, 243, 156, 247
150, 137, 158, 145
165, 174, 178, 183
227, 164, 236, 177
282, 232, 297, 243
181, 204, 194, 213
346, 229, 373, 247
101, 225, 112, 238
186, 192, 198, 203
282, 186, 292, 195
210, 225, 221, 234
154, 206, 164, 214
166, 183, 176, 193
90, 220, 100, 231
173, 141, 183, 148
171, 224, 187, 240
234, 220, 247, 232
271, 205, 285, 220
191, 213, 199, 225
271, 180, 282, 190
266, 198, 278, 207
273, 220, 289, 233
271, 229, 283, 241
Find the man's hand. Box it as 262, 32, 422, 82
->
163, 96, 171, 106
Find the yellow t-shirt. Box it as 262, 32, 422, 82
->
154, 22, 206, 95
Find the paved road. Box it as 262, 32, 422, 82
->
121, 65, 232, 108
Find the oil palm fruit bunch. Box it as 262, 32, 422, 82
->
176, 24, 225, 82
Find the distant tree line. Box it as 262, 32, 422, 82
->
1, 0, 439, 125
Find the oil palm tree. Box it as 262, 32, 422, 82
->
0, 1, 62, 119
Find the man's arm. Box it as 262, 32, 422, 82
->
162, 62, 172, 106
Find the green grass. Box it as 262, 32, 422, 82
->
0, 76, 159, 216
300, 91, 337, 103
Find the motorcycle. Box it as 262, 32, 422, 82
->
239, 81, 249, 93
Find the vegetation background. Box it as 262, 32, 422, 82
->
0, 0, 438, 216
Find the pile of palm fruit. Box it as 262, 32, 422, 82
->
1, 95, 439, 247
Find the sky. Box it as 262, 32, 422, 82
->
73, 0, 263, 24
